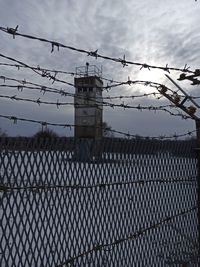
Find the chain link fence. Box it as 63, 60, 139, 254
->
0, 137, 198, 266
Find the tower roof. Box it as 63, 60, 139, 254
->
75, 63, 102, 78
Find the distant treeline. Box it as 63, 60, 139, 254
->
0, 136, 197, 158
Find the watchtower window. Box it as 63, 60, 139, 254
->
78, 87, 82, 93
83, 88, 87, 92
89, 87, 93, 92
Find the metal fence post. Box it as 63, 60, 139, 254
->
195, 119, 200, 266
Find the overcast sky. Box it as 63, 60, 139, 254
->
0, 0, 200, 138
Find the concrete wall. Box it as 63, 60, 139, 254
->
74, 76, 103, 139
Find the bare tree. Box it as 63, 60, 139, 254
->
0, 128, 7, 137
102, 122, 114, 137
33, 128, 58, 139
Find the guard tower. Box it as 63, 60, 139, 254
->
74, 63, 103, 139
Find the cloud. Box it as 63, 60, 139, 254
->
0, 0, 199, 137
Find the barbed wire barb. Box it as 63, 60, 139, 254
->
0, 114, 196, 140
56, 206, 197, 266
0, 26, 196, 74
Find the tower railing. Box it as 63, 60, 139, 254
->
75, 63, 102, 78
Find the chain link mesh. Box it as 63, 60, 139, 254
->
0, 137, 198, 266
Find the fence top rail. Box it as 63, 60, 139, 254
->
0, 137, 196, 158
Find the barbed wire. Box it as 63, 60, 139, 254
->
1, 78, 198, 103
0, 76, 128, 108
0, 26, 198, 265
103, 92, 200, 101
0, 84, 188, 119
0, 93, 190, 119
0, 26, 196, 74
0, 53, 75, 87
0, 114, 196, 139
0, 75, 193, 120
1, 61, 200, 107
0, 61, 122, 84
1, 52, 199, 124
0, 61, 172, 93
3, 59, 197, 97
0, 75, 166, 105
0, 83, 163, 100
0, 83, 64, 95
0, 176, 197, 192
0, 53, 173, 91
0, 75, 76, 96
0, 83, 193, 120
55, 206, 197, 266
0, 59, 196, 137
0, 52, 134, 90
2, 51, 194, 115
0, 73, 193, 110
104, 92, 160, 99
0, 61, 76, 76
3, 60, 199, 95
2, 53, 198, 116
